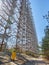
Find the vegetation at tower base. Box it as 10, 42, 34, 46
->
25, 51, 39, 58
42, 12, 49, 59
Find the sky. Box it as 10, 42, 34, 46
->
30, 0, 49, 43
0, 0, 49, 47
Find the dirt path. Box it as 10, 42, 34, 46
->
0, 52, 49, 65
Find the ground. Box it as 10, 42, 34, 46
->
0, 52, 49, 65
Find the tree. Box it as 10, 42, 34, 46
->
42, 11, 49, 59
0, 0, 19, 50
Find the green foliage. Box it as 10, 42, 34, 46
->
25, 51, 38, 57
9, 48, 16, 53
42, 19, 49, 59
9, 47, 21, 53
42, 36, 49, 59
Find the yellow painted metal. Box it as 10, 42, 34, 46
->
11, 51, 16, 60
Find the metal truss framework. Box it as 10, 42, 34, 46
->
0, 0, 38, 53
16, 0, 38, 53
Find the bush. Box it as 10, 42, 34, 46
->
43, 51, 49, 60
25, 51, 38, 57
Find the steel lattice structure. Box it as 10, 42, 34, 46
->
16, 0, 38, 53
0, 0, 38, 53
